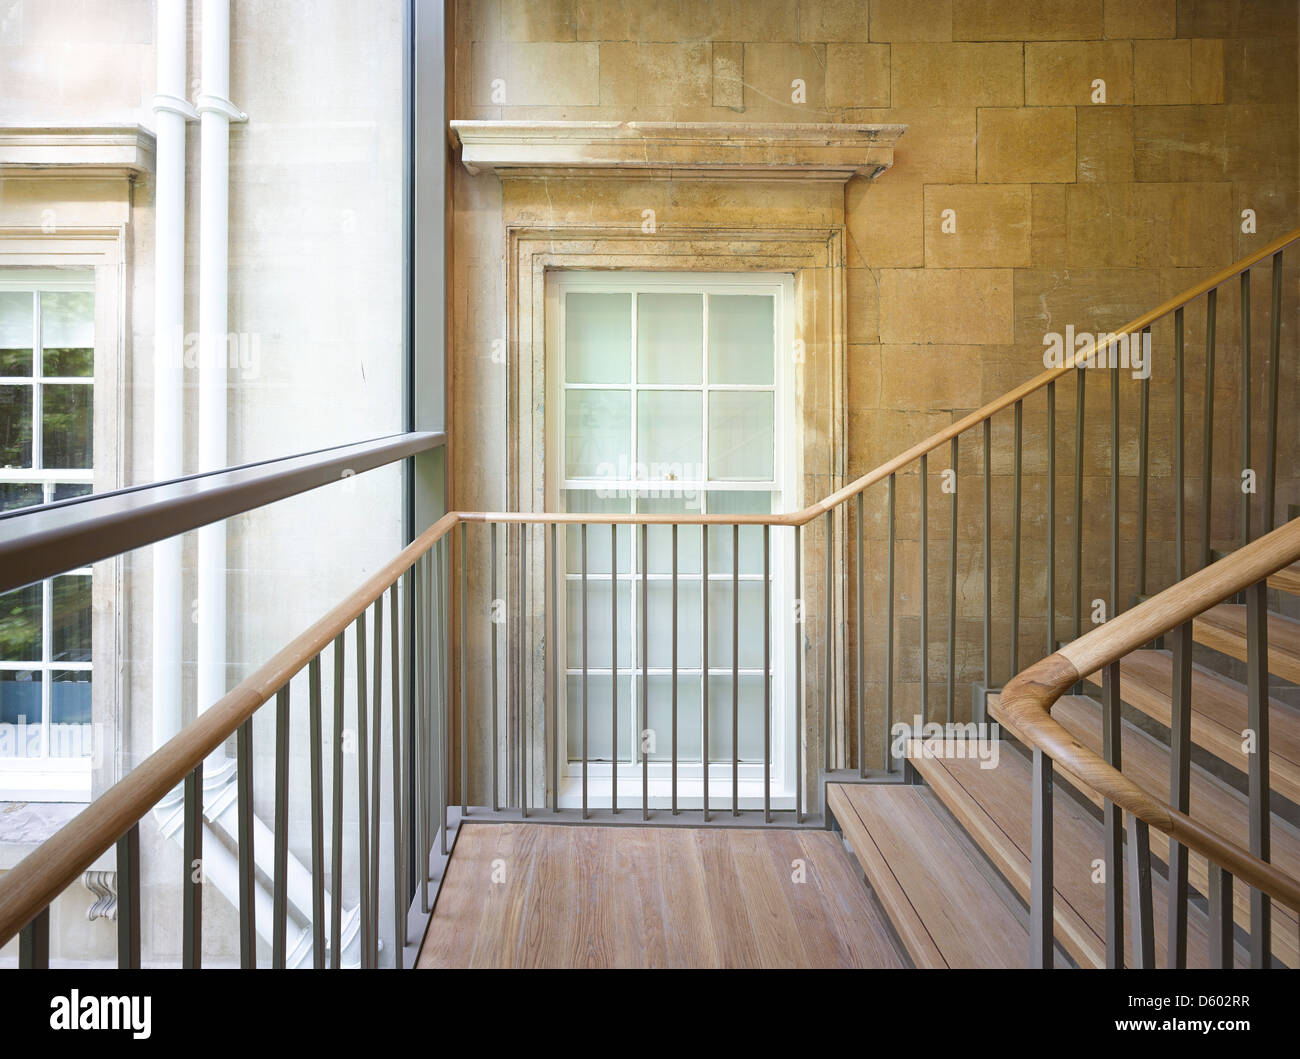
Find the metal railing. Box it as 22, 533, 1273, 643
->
1, 228, 1297, 967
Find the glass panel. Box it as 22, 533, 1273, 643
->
0, 483, 44, 512
43, 345, 93, 378
645, 579, 702, 669
706, 491, 775, 576
563, 491, 631, 575
644, 673, 702, 761
637, 390, 701, 477
0, 384, 33, 466
0, 670, 42, 740
565, 292, 631, 384
39, 290, 94, 352
709, 391, 773, 481
705, 580, 768, 669
708, 294, 774, 384
637, 293, 702, 384
565, 673, 632, 762
565, 579, 632, 669
42, 383, 93, 468
0, 291, 33, 376
52, 575, 91, 663
705, 673, 767, 761
0, 583, 42, 661
640, 497, 702, 575
564, 389, 629, 479
50, 671, 93, 754
52, 482, 92, 502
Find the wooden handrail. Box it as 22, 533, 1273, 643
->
998, 518, 1300, 914
1, 228, 1297, 950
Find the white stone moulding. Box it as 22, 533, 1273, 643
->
0, 125, 156, 175
449, 120, 906, 182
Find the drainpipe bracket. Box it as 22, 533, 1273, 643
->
152, 93, 200, 121
195, 93, 248, 123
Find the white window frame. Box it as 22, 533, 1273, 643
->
545, 270, 798, 810
0, 269, 96, 800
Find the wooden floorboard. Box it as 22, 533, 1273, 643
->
416, 822, 906, 968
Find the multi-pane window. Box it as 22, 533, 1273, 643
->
0, 277, 94, 778
554, 273, 793, 800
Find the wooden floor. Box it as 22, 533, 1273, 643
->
417, 822, 906, 968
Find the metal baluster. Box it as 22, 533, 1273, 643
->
856, 491, 866, 771
1240, 270, 1252, 547
236, 718, 255, 968
795, 523, 804, 818
460, 524, 469, 816
947, 438, 958, 725
1074, 371, 1085, 644
1011, 401, 1022, 678
641, 523, 649, 820
1047, 383, 1056, 657
440, 539, 450, 847
1103, 660, 1124, 967
18, 908, 49, 969
824, 510, 833, 770
581, 521, 588, 820
1202, 289, 1217, 569
1031, 746, 1053, 968
1208, 865, 1234, 969
733, 523, 740, 815
1127, 815, 1156, 968
273, 685, 290, 968
921, 452, 929, 725
764, 524, 772, 823
1263, 251, 1282, 531
1246, 578, 1271, 967
391, 582, 404, 968
1175, 306, 1185, 581
703, 524, 710, 822
331, 632, 344, 967
370, 599, 383, 967
183, 761, 202, 969
888, 474, 897, 768
611, 523, 618, 815
490, 523, 499, 813
309, 656, 325, 968
116, 823, 141, 969
1168, 621, 1192, 967
1110, 356, 1119, 623
672, 523, 679, 815
517, 524, 525, 816
356, 613, 370, 969
548, 523, 557, 813
1137, 331, 1150, 599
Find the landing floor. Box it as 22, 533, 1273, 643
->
416, 822, 906, 968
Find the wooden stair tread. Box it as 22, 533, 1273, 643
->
827, 783, 1031, 968
908, 740, 1227, 968
993, 695, 1294, 967
1081, 649, 1300, 806
1193, 604, 1300, 685
1269, 563, 1300, 597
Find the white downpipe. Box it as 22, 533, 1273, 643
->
150, 0, 195, 754
196, 0, 242, 722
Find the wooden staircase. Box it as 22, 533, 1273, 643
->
829, 562, 1300, 968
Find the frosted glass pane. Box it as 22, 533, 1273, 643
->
637, 390, 701, 476
645, 580, 702, 669
709, 391, 773, 481
565, 579, 632, 669
705, 674, 767, 761
706, 491, 775, 576
637, 293, 702, 384
566, 673, 633, 762
0, 292, 32, 375
709, 294, 774, 384
565, 390, 630, 479
640, 497, 702, 575
644, 674, 703, 761
564, 491, 632, 574
40, 291, 94, 350
705, 581, 768, 668
565, 292, 631, 384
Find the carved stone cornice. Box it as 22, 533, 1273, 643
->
450, 120, 906, 182
0, 125, 156, 176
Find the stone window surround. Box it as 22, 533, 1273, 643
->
455, 120, 907, 803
